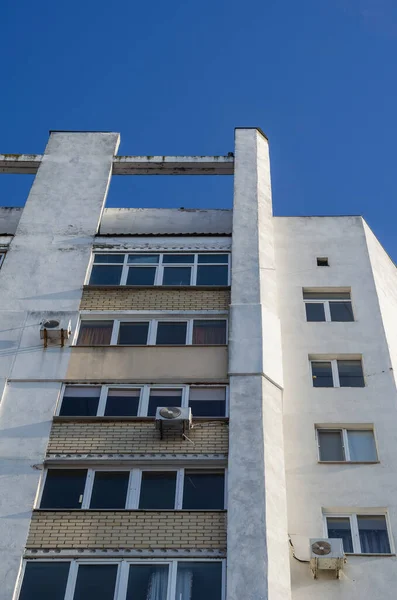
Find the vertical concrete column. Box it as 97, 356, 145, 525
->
0, 132, 119, 600
227, 129, 291, 600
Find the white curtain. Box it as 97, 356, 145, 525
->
175, 569, 193, 600
147, 569, 169, 600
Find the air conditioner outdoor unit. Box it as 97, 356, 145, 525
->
40, 319, 72, 347
155, 407, 192, 439
310, 538, 345, 579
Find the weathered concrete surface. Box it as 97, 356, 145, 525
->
0, 208, 22, 234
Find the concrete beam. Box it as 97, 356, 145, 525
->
0, 154, 42, 174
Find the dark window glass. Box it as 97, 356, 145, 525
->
73, 565, 118, 600
118, 322, 149, 345
126, 267, 156, 285
330, 301, 354, 322
183, 471, 224, 509
357, 515, 390, 554
192, 320, 226, 345
162, 254, 194, 263
196, 265, 228, 286
156, 322, 187, 345
338, 360, 364, 387
148, 389, 182, 417
19, 562, 70, 600
126, 565, 169, 600
327, 517, 353, 553
89, 472, 129, 509
317, 257, 329, 266
311, 362, 333, 387
198, 254, 229, 263
128, 254, 159, 264
40, 470, 87, 509
94, 254, 124, 263
305, 303, 326, 322
59, 386, 100, 417
189, 388, 226, 417
176, 562, 222, 600
318, 430, 345, 461
139, 472, 177, 509
162, 267, 191, 286
89, 265, 123, 286
104, 389, 140, 417
77, 321, 113, 345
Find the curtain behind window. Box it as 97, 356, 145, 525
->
192, 321, 226, 345
77, 321, 113, 345
147, 568, 169, 600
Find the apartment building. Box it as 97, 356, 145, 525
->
0, 128, 396, 600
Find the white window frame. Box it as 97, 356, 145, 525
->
323, 511, 393, 554
316, 426, 378, 462
87, 252, 231, 287
304, 298, 354, 322
35, 466, 227, 510
14, 559, 226, 600
56, 384, 229, 417
310, 358, 364, 388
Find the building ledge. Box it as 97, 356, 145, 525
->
83, 285, 231, 291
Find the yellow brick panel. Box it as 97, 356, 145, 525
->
80, 287, 230, 311
47, 420, 229, 455
26, 511, 227, 550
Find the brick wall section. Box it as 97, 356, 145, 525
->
80, 286, 231, 311
47, 420, 229, 455
27, 511, 227, 550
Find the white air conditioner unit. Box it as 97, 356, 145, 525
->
310, 538, 345, 579
155, 407, 192, 439
40, 319, 72, 347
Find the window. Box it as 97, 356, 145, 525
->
325, 513, 391, 554
57, 385, 228, 417
88, 253, 230, 287
304, 289, 354, 322
38, 468, 225, 510
17, 560, 224, 600
317, 257, 329, 266
0, 252, 5, 269
311, 359, 365, 387
317, 427, 378, 462
76, 319, 227, 346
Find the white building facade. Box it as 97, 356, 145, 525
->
0, 128, 396, 600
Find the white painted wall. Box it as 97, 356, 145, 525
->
274, 216, 397, 599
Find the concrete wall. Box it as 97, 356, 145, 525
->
274, 216, 397, 599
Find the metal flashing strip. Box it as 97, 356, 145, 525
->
25, 548, 226, 558
45, 454, 228, 463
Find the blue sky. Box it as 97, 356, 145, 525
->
1, 0, 397, 258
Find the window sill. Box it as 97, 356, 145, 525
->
34, 508, 228, 513
53, 416, 229, 423
345, 553, 396, 557
318, 461, 380, 465
83, 285, 231, 291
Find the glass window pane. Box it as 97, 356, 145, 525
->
176, 562, 222, 600
303, 291, 350, 300
192, 320, 226, 345
162, 254, 194, 263
338, 360, 364, 387
73, 565, 118, 600
196, 265, 228, 286
189, 387, 226, 417
126, 267, 156, 285
19, 562, 70, 600
326, 517, 353, 553
89, 472, 129, 509
104, 389, 140, 417
305, 303, 326, 322
347, 430, 377, 461
357, 515, 390, 554
40, 470, 87, 509
139, 472, 177, 509
183, 471, 224, 509
318, 430, 344, 461
148, 389, 182, 417
198, 254, 229, 263
94, 254, 124, 263
118, 322, 149, 345
311, 362, 333, 387
128, 254, 159, 264
89, 265, 123, 285
77, 321, 113, 346
60, 386, 101, 417
329, 301, 354, 322
156, 322, 187, 344
162, 267, 192, 286
126, 565, 169, 600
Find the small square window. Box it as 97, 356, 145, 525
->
104, 388, 140, 417
89, 471, 129, 509
77, 321, 113, 345
139, 471, 177, 509
40, 469, 87, 509
59, 386, 101, 416
73, 564, 118, 600
118, 322, 149, 345
182, 470, 225, 509
311, 361, 334, 387
18, 562, 70, 600
156, 322, 187, 344
192, 320, 227, 345
338, 360, 364, 387
189, 387, 226, 417
317, 257, 329, 266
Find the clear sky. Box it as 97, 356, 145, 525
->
1, 0, 397, 259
